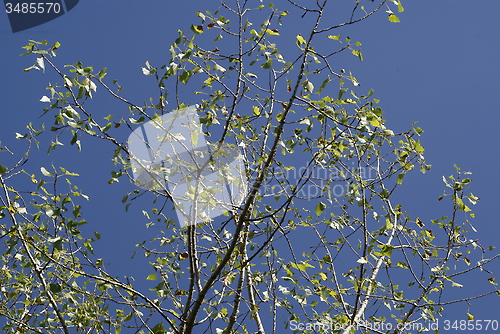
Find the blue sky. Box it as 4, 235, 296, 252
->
1, 0, 499, 331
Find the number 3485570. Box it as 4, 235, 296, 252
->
443, 320, 498, 331
5, 3, 61, 14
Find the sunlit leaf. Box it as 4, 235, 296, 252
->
380, 245, 393, 257
36, 57, 45, 73
388, 14, 400, 22
296, 34, 306, 45
398, 0, 405, 12
41, 167, 54, 177
315, 201, 326, 216
261, 58, 272, 69
302, 80, 314, 93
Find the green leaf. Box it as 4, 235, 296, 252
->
0, 164, 7, 175
414, 140, 424, 154
466, 313, 474, 321
179, 70, 192, 84
52, 238, 63, 251
146, 273, 157, 280
152, 322, 166, 334
101, 123, 112, 133
317, 76, 331, 93
49, 283, 62, 293
83, 240, 94, 254
190, 24, 204, 35
264, 28, 279, 36
398, 0, 405, 12
243, 20, 252, 31
337, 88, 348, 100
396, 261, 408, 269
302, 80, 314, 93
212, 63, 226, 72
379, 189, 390, 199
388, 14, 400, 23
380, 245, 393, 257
396, 173, 405, 184
315, 201, 326, 216
290, 262, 315, 272
123, 312, 133, 321
98, 67, 107, 79
253, 106, 261, 116
261, 58, 272, 69
41, 167, 54, 177
455, 197, 471, 212
328, 35, 341, 40
24, 63, 40, 72
349, 72, 360, 86
190, 129, 198, 147
351, 49, 363, 62
129, 116, 145, 125
296, 34, 306, 45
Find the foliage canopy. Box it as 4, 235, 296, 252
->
1, 1, 499, 334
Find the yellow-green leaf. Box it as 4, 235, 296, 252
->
191, 129, 198, 147
296, 34, 306, 45
396, 261, 408, 269
396, 173, 405, 185
315, 201, 326, 216
328, 35, 341, 40
291, 262, 315, 272
190, 24, 204, 35
261, 58, 272, 69
264, 28, 280, 36
388, 14, 400, 23
380, 245, 393, 257
398, 0, 404, 12
385, 218, 393, 229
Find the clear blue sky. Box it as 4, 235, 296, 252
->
1, 0, 499, 331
